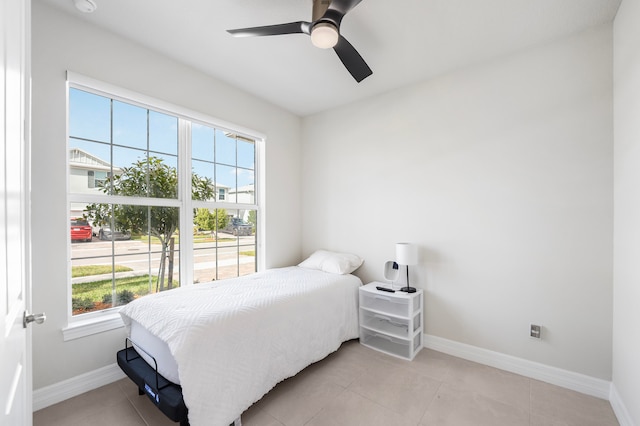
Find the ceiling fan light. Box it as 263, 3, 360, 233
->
73, 0, 97, 13
311, 23, 339, 49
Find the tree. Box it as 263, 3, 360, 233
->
85, 156, 214, 292
194, 208, 228, 233
247, 210, 257, 233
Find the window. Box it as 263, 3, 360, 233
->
191, 123, 257, 281
67, 74, 261, 319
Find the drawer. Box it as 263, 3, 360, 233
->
360, 291, 412, 317
360, 328, 422, 360
360, 310, 420, 339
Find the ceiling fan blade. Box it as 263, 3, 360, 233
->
333, 35, 372, 82
326, 0, 364, 16
227, 21, 311, 37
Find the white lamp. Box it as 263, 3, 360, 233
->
310, 23, 339, 49
396, 242, 418, 293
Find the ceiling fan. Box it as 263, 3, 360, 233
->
227, 0, 372, 83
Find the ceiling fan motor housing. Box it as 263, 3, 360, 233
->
313, 0, 332, 21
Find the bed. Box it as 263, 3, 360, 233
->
118, 251, 363, 426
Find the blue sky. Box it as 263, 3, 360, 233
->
69, 88, 255, 189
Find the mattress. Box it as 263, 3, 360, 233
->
130, 319, 181, 384
120, 266, 361, 426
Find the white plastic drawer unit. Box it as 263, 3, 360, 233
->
360, 291, 420, 317
358, 282, 424, 360
360, 309, 420, 340
360, 328, 423, 360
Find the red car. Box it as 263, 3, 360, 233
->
70, 218, 92, 242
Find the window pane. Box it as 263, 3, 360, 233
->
215, 129, 236, 166
69, 141, 112, 196
237, 167, 254, 188
149, 110, 178, 156
234, 174, 255, 204
113, 100, 147, 150
154, 152, 178, 171
69, 88, 110, 143
220, 209, 255, 278
237, 139, 254, 170
216, 164, 236, 192
113, 145, 146, 170
192, 159, 214, 184
238, 245, 256, 277
150, 154, 179, 199
192, 246, 217, 284
69, 139, 111, 168
192, 123, 216, 203
111, 146, 147, 197
192, 123, 214, 162
146, 205, 181, 291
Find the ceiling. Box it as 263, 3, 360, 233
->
39, 0, 621, 116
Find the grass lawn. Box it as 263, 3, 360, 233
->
72, 264, 132, 278
72, 274, 180, 314
73, 275, 156, 302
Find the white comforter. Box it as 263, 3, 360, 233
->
119, 266, 361, 426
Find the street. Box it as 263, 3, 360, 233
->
71, 233, 256, 284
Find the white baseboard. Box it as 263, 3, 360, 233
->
609, 383, 637, 426
33, 363, 125, 412
423, 334, 611, 400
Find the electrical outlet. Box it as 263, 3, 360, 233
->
530, 324, 541, 339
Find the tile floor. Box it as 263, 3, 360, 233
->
33, 340, 619, 426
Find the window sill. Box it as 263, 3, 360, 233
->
62, 311, 124, 341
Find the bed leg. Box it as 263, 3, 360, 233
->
138, 387, 144, 396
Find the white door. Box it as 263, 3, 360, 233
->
1, 0, 34, 425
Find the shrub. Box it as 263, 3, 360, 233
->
72, 297, 95, 312
118, 289, 135, 304
102, 289, 136, 306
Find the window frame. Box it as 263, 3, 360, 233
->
63, 72, 265, 339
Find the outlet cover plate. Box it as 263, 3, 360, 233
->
530, 324, 541, 338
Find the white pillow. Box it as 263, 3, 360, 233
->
298, 250, 363, 275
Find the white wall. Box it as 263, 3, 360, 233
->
31, 2, 302, 389
302, 25, 614, 379
613, 0, 640, 423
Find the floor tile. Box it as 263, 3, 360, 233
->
530, 380, 619, 426
303, 341, 382, 388
443, 357, 531, 411
69, 401, 147, 426
34, 380, 131, 426
531, 413, 574, 426
407, 348, 459, 382
258, 367, 346, 426
421, 382, 530, 426
242, 404, 286, 426
306, 389, 417, 426
348, 359, 441, 423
